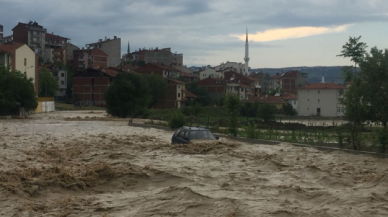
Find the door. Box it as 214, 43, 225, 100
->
317, 108, 321, 116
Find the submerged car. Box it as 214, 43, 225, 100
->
171, 126, 219, 144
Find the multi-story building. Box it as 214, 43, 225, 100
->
197, 77, 227, 101
44, 33, 69, 64
45, 65, 67, 98
297, 83, 346, 117
252, 72, 271, 93
270, 70, 308, 94
12, 21, 47, 57
135, 62, 180, 79
214, 61, 247, 75
199, 68, 224, 80
85, 36, 121, 67
153, 79, 187, 109
3, 35, 13, 44
72, 68, 117, 105
179, 72, 198, 83
0, 24, 3, 45
224, 71, 260, 98
130, 47, 183, 66
73, 48, 109, 69
0, 43, 38, 94
65, 43, 79, 66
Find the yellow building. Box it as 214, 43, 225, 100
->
0, 43, 38, 94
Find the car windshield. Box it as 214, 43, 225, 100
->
189, 130, 216, 140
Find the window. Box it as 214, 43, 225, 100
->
178, 93, 180, 97
24, 58, 26, 66
337, 107, 341, 113
318, 90, 320, 94
61, 73, 64, 77
318, 99, 320, 103
293, 100, 296, 105
307, 99, 309, 101
61, 81, 64, 85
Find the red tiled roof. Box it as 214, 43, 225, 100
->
183, 90, 197, 98
244, 75, 260, 81
120, 64, 139, 73
90, 48, 108, 56
246, 95, 287, 104
168, 78, 186, 84
45, 33, 69, 40
151, 62, 178, 71
0, 43, 25, 54
180, 72, 198, 78
103, 67, 120, 77
281, 93, 297, 100
299, 83, 346, 90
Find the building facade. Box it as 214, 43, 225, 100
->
0, 24, 3, 45
72, 68, 115, 105
197, 77, 226, 101
73, 48, 108, 69
135, 62, 180, 79
44, 33, 70, 64
0, 43, 38, 94
270, 70, 308, 94
297, 83, 346, 117
214, 61, 246, 74
86, 36, 121, 67
153, 79, 187, 109
12, 21, 47, 57
65, 43, 79, 66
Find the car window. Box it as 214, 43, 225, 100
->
177, 131, 186, 139
183, 131, 189, 140
189, 130, 216, 140
173, 129, 181, 137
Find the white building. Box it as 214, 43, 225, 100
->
297, 83, 346, 117
215, 61, 246, 74
199, 68, 224, 80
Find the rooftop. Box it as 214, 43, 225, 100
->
299, 83, 346, 90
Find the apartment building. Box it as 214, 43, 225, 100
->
65, 43, 79, 66
44, 33, 70, 64
197, 77, 226, 101
0, 43, 38, 93
215, 61, 247, 75
86, 36, 121, 67
72, 68, 116, 105
73, 48, 108, 69
12, 21, 47, 57
297, 83, 346, 117
135, 62, 180, 79
270, 70, 308, 94
130, 47, 183, 66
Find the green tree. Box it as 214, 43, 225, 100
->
282, 103, 296, 116
186, 82, 212, 106
0, 67, 38, 114
145, 74, 168, 108
105, 73, 151, 118
360, 47, 388, 127
343, 78, 368, 150
337, 36, 368, 75
258, 104, 277, 122
341, 66, 354, 83
38, 68, 58, 97
224, 94, 241, 136
240, 101, 259, 120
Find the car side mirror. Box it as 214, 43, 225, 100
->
216, 136, 219, 140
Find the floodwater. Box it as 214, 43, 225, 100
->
0, 111, 388, 216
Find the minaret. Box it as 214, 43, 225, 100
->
127, 41, 130, 60
244, 28, 250, 75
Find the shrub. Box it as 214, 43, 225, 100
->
168, 111, 186, 129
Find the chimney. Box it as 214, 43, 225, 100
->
321, 76, 325, 83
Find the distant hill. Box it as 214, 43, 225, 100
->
252, 66, 347, 84
189, 65, 350, 84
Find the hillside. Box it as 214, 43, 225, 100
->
252, 66, 349, 84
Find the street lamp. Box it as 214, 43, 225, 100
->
24, 66, 33, 78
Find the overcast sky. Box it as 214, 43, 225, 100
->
1, 0, 388, 68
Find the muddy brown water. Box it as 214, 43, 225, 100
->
0, 111, 388, 216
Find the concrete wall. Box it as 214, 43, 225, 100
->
297, 89, 344, 117
14, 44, 36, 84
35, 97, 55, 113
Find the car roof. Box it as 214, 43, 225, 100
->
181, 126, 209, 131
